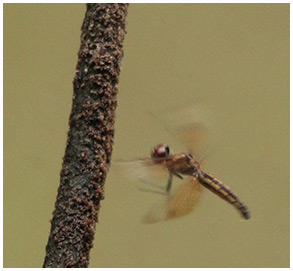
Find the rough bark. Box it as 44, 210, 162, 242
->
43, 3, 128, 268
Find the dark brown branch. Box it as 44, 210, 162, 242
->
43, 4, 128, 268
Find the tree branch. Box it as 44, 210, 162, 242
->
43, 4, 129, 268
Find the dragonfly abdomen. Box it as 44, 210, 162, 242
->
198, 171, 250, 220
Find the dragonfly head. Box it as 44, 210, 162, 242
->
151, 144, 170, 160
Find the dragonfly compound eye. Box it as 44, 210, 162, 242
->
151, 144, 170, 159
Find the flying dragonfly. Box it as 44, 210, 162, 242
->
114, 107, 250, 222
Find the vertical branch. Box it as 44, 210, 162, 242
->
43, 4, 129, 268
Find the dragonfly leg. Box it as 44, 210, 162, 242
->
166, 173, 173, 194
173, 172, 183, 180
166, 172, 183, 193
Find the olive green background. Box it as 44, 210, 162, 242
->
4, 3, 289, 268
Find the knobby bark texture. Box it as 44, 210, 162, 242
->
43, 4, 128, 268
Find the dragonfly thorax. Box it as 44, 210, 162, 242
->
165, 152, 200, 176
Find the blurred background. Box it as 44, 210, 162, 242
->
4, 3, 289, 268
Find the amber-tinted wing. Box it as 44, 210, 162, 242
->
177, 122, 209, 159
142, 176, 202, 223
166, 176, 202, 220
150, 104, 211, 160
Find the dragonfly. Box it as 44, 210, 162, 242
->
115, 108, 250, 222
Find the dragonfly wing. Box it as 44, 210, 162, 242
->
177, 123, 209, 159
166, 176, 202, 220
150, 104, 211, 159
142, 176, 202, 223
111, 158, 171, 191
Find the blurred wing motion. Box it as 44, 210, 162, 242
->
166, 177, 202, 220
113, 159, 203, 223
112, 104, 250, 222
143, 177, 202, 224
151, 104, 211, 159
112, 158, 171, 191
177, 123, 209, 159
